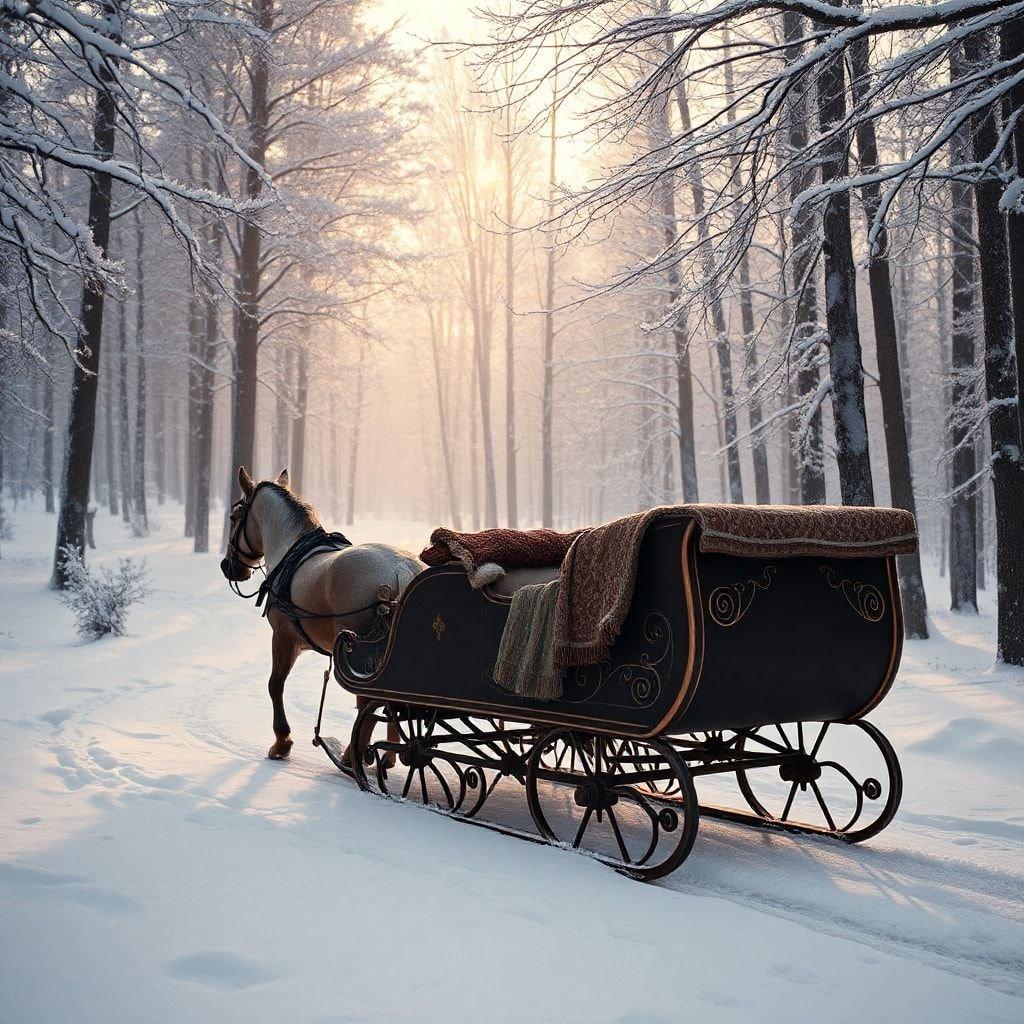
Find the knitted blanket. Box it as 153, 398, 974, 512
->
420, 526, 583, 589
554, 504, 918, 670
493, 579, 563, 700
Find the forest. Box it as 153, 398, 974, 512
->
1, 0, 1023, 665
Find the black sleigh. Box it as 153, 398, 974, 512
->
315, 509, 910, 881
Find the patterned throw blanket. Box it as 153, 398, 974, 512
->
553, 504, 918, 670
420, 526, 583, 588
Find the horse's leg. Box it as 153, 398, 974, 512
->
267, 628, 300, 760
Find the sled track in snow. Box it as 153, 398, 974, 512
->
665, 830, 1024, 998
41, 651, 1024, 1001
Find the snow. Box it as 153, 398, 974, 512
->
1, 502, 1023, 1023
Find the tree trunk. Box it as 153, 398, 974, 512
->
291, 345, 308, 494
116, 274, 132, 523
776, 208, 800, 503
193, 292, 215, 555
428, 308, 462, 528
468, 262, 497, 528
783, 12, 826, 504
329, 418, 340, 519
184, 288, 202, 537
503, 141, 519, 528
103, 340, 119, 516
468, 332, 481, 530
656, 26, 699, 502
976, 459, 987, 591
667, 231, 700, 503
541, 81, 558, 528
276, 345, 291, 473
738, 254, 770, 503
672, 78, 743, 502
131, 208, 148, 531
220, 335, 238, 548
345, 348, 365, 526
851, 32, 927, 637
1000, 19, 1024, 440
194, 188, 221, 553
43, 357, 55, 513
153, 386, 166, 506
722, 30, 769, 504
967, 32, 1024, 664
817, 33, 874, 506
229, 0, 271, 491
948, 57, 979, 612
52, 26, 118, 587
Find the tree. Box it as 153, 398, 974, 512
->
850, 27, 927, 636
541, 67, 558, 526
131, 207, 148, 533
948, 48, 979, 613
966, 30, 1024, 664
782, 11, 826, 504
816, 22, 874, 507
51, 4, 119, 587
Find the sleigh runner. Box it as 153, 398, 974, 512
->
313, 504, 914, 880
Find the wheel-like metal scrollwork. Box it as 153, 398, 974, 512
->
733, 719, 902, 842
525, 729, 699, 881
350, 701, 493, 818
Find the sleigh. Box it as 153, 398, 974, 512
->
315, 507, 912, 880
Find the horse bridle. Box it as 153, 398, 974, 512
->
224, 482, 273, 598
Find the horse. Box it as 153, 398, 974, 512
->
221, 466, 422, 760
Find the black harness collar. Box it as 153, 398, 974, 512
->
226, 483, 372, 656
256, 525, 359, 655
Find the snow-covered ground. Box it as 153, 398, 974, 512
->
1, 502, 1022, 1023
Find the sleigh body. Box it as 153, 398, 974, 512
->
317, 509, 908, 881
334, 518, 901, 735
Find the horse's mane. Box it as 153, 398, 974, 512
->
260, 482, 321, 531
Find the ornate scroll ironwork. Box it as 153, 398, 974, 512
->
820, 566, 885, 622
562, 611, 673, 709
707, 566, 777, 627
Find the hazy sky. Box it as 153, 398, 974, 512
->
372, 0, 482, 47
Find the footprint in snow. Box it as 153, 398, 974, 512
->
38, 707, 74, 727
0, 863, 140, 914
165, 951, 279, 990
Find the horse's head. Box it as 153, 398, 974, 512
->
220, 466, 289, 581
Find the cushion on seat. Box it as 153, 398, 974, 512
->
487, 565, 561, 598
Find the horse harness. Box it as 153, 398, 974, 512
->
227, 482, 386, 656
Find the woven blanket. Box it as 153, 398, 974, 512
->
554, 504, 918, 670
493, 579, 563, 701
420, 526, 583, 589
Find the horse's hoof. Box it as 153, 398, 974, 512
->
268, 737, 293, 760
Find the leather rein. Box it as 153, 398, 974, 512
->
225, 482, 379, 656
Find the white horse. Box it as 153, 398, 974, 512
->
221, 466, 421, 760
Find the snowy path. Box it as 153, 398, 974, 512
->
1, 506, 1022, 1023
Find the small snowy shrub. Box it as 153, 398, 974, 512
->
57, 546, 151, 640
